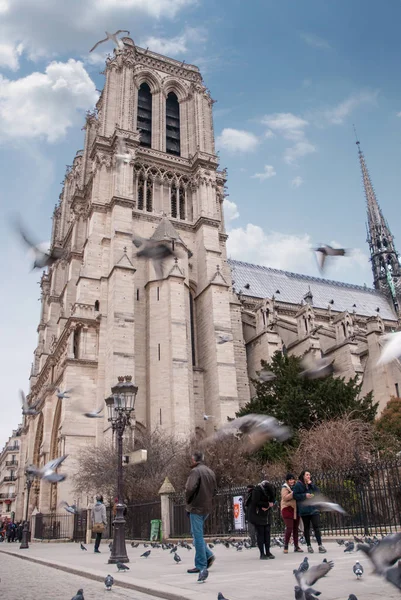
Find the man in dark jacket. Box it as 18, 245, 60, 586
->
248, 480, 275, 560
185, 451, 217, 579
244, 485, 257, 547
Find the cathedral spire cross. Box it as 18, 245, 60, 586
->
355, 132, 401, 314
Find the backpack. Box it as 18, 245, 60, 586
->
244, 485, 255, 509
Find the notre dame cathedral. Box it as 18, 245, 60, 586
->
16, 37, 401, 516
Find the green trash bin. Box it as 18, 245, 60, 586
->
150, 519, 162, 541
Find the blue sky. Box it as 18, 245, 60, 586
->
0, 0, 400, 446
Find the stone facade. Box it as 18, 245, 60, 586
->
0, 427, 22, 521
14, 41, 401, 517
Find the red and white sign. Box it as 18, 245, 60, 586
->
233, 495, 245, 530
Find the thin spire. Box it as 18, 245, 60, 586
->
355, 133, 401, 314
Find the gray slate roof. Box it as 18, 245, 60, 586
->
228, 259, 396, 321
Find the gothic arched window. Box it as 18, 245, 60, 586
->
137, 83, 152, 148
166, 92, 180, 156
179, 185, 186, 220
171, 184, 178, 218
137, 174, 144, 210
146, 180, 153, 212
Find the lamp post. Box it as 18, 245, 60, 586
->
106, 375, 138, 564
20, 470, 35, 549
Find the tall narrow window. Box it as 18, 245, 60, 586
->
179, 185, 186, 220
166, 92, 180, 156
189, 292, 196, 366
137, 83, 152, 148
73, 329, 80, 359
146, 179, 153, 212
137, 174, 144, 210
396, 383, 400, 398
171, 184, 178, 218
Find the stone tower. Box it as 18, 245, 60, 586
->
356, 138, 401, 315
23, 38, 250, 511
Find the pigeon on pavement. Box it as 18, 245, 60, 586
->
104, 575, 114, 590
353, 561, 363, 579
348, 595, 358, 600
297, 557, 309, 573
345, 542, 355, 552
174, 553, 181, 563
80, 543, 87, 551
117, 562, 129, 571
141, 550, 151, 558
217, 594, 229, 600
198, 568, 209, 583
71, 590, 84, 600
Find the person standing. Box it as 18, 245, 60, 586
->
244, 484, 257, 547
292, 470, 326, 554
91, 494, 107, 553
249, 480, 276, 560
281, 473, 303, 554
185, 451, 217, 581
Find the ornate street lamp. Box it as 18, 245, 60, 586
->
105, 375, 138, 564
20, 470, 35, 549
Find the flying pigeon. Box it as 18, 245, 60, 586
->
300, 494, 347, 515
71, 590, 84, 600
15, 219, 65, 270
59, 501, 81, 515
141, 550, 151, 558
56, 387, 73, 399
89, 30, 130, 53
258, 369, 276, 383
26, 455, 67, 483
345, 542, 355, 552
385, 560, 401, 590
315, 244, 346, 273
83, 407, 104, 418
117, 562, 129, 571
104, 575, 114, 590
133, 233, 178, 280
377, 332, 401, 366
357, 533, 401, 581
204, 413, 291, 451
294, 586, 320, 600
294, 559, 334, 591
217, 333, 233, 344
353, 561, 363, 579
203, 414, 213, 421
20, 390, 41, 416
300, 355, 335, 379
197, 568, 209, 583
173, 552, 181, 563
80, 543, 87, 551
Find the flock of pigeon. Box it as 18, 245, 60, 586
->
69, 532, 401, 599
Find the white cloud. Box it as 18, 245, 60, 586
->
321, 90, 379, 125
0, 0, 196, 60
142, 27, 206, 57
217, 128, 259, 153
223, 199, 240, 222
0, 42, 23, 71
300, 33, 331, 50
264, 129, 275, 139
284, 141, 316, 165
291, 176, 304, 188
0, 59, 98, 142
252, 164, 276, 181
261, 112, 308, 141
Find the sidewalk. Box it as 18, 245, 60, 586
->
0, 539, 398, 600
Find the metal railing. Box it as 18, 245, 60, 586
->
32, 513, 75, 540
6, 445, 19, 452
3, 476, 17, 482
104, 500, 161, 540
0, 493, 16, 499
169, 459, 401, 538
5, 460, 18, 467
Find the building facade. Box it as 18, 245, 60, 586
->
0, 427, 22, 522
16, 40, 400, 516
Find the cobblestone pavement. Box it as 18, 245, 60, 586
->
1, 540, 399, 599
1, 552, 159, 600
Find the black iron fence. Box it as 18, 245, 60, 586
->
33, 513, 74, 540
169, 459, 401, 538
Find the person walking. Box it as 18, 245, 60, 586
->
281, 473, 303, 554
248, 480, 276, 560
91, 494, 107, 553
292, 470, 326, 554
244, 484, 257, 547
185, 451, 217, 581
